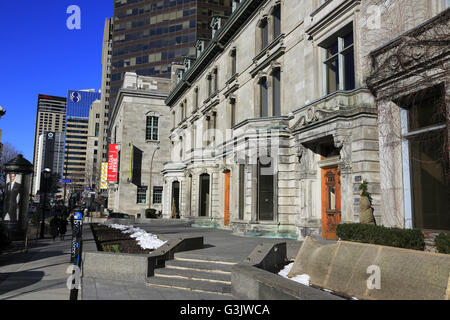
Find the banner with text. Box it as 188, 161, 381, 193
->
100, 162, 108, 189
108, 144, 119, 182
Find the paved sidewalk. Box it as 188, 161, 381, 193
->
0, 231, 76, 300
0, 220, 332, 300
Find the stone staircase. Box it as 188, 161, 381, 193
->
146, 254, 236, 296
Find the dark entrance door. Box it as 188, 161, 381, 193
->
258, 158, 274, 221
199, 174, 210, 217
172, 181, 180, 219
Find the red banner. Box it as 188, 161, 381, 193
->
108, 144, 119, 182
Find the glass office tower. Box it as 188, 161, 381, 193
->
110, 0, 233, 105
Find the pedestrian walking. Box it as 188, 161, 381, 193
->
49, 216, 60, 241
59, 216, 68, 240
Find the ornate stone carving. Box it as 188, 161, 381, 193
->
334, 135, 352, 173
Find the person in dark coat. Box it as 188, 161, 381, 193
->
59, 217, 68, 240
49, 216, 60, 241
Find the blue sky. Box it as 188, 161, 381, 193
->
0, 1, 114, 161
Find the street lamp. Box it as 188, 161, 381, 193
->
40, 168, 51, 239
148, 144, 160, 210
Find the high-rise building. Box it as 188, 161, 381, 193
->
33, 132, 65, 195
32, 94, 67, 194
63, 90, 101, 191
87, 18, 114, 191
110, 0, 233, 105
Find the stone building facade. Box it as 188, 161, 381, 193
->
108, 73, 172, 215
367, 8, 450, 231
161, 0, 449, 240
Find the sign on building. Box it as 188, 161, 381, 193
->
108, 144, 119, 182
100, 162, 108, 189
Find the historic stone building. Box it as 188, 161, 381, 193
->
367, 8, 450, 232
160, 0, 449, 240
108, 73, 172, 215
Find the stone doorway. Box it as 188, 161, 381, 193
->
199, 174, 210, 217
171, 181, 180, 219
258, 157, 274, 221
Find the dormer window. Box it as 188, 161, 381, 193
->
196, 40, 206, 58
211, 16, 222, 39
184, 58, 192, 71
176, 69, 184, 84
232, 0, 241, 13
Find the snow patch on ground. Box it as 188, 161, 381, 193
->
108, 224, 167, 250
278, 262, 310, 286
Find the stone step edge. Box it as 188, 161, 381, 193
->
174, 257, 237, 266
154, 273, 231, 285
145, 282, 232, 296
165, 265, 232, 275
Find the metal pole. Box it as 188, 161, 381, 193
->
148, 145, 160, 210
40, 191, 46, 239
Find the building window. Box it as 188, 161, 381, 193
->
95, 123, 100, 137
322, 25, 355, 94
401, 85, 449, 230
272, 68, 281, 116
260, 18, 269, 51
273, 5, 281, 39
153, 186, 163, 204
207, 74, 213, 97
230, 48, 237, 77
238, 164, 245, 220
213, 68, 218, 93
146, 116, 159, 141
194, 87, 199, 111
259, 77, 269, 117
230, 97, 236, 128
137, 186, 147, 204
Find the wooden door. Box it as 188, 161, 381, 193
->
224, 171, 230, 226
322, 167, 341, 240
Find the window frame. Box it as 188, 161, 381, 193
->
322, 27, 355, 95
146, 116, 159, 141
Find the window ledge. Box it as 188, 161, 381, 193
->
145, 140, 160, 144
310, 0, 333, 18
225, 73, 239, 85
253, 33, 285, 63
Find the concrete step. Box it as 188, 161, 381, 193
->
165, 257, 236, 274
146, 275, 232, 295
155, 266, 231, 284
174, 252, 240, 264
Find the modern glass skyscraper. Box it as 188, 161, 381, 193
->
110, 0, 233, 105
64, 90, 101, 190
32, 94, 67, 195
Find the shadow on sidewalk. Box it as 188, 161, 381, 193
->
0, 250, 68, 268
0, 271, 45, 296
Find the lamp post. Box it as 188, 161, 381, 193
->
148, 144, 160, 210
40, 168, 51, 239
